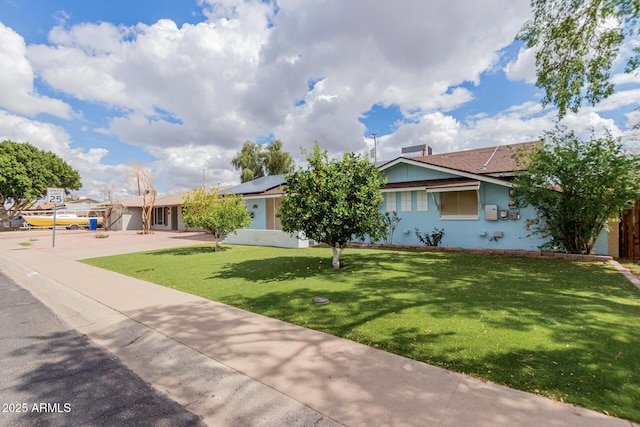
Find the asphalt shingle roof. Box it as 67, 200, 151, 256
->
411, 141, 541, 175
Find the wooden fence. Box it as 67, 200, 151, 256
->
621, 195, 640, 259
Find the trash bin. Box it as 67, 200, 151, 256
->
89, 218, 98, 231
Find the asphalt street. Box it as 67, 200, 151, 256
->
0, 270, 204, 427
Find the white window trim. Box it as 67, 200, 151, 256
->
417, 191, 428, 211
437, 188, 480, 220
426, 184, 480, 193
440, 214, 479, 221
152, 206, 166, 225
386, 192, 396, 213
401, 191, 412, 212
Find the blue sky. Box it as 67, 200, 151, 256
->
1, 0, 638, 198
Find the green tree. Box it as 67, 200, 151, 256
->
518, 0, 640, 118
182, 187, 252, 252
0, 140, 81, 227
513, 126, 640, 254
264, 139, 295, 176
231, 141, 264, 183
231, 139, 295, 183
278, 143, 387, 269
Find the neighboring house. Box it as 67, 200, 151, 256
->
106, 186, 232, 232
147, 192, 185, 232
104, 197, 144, 231
219, 175, 308, 248
106, 194, 191, 231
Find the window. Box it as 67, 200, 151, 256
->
440, 191, 478, 219
386, 192, 396, 213
417, 191, 428, 211
152, 206, 167, 225
401, 191, 412, 212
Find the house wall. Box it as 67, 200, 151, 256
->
378, 163, 610, 255
386, 163, 457, 181
380, 183, 550, 251
113, 209, 143, 231
223, 229, 308, 248
176, 206, 188, 231
149, 205, 183, 231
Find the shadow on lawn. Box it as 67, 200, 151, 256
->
208, 250, 640, 420
114, 245, 640, 420
149, 245, 223, 256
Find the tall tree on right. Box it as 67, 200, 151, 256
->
518, 0, 640, 118
513, 126, 640, 254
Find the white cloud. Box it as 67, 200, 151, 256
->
504, 46, 537, 83
0, 23, 72, 118
0, 109, 126, 198
0, 109, 71, 154
25, 1, 531, 156
4, 0, 638, 196
592, 88, 640, 112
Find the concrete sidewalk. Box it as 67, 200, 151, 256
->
0, 231, 635, 426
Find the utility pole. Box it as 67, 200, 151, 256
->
370, 133, 378, 163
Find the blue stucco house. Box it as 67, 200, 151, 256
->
218, 142, 611, 255
219, 174, 308, 248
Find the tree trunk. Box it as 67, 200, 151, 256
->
331, 246, 344, 269
214, 231, 221, 252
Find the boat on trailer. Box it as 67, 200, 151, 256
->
22, 212, 103, 229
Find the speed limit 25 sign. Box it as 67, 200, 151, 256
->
46, 188, 65, 205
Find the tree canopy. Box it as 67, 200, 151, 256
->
518, 0, 640, 118
0, 140, 81, 226
181, 187, 252, 251
231, 139, 294, 183
278, 143, 387, 268
513, 126, 640, 254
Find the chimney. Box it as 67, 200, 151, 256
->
402, 144, 430, 158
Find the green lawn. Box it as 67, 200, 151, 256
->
83, 245, 640, 422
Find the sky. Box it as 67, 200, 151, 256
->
1, 0, 639, 199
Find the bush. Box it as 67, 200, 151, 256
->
415, 227, 445, 247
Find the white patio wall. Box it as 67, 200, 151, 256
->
223, 229, 308, 248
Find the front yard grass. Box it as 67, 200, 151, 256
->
83, 245, 640, 422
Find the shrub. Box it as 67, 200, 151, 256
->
415, 227, 445, 247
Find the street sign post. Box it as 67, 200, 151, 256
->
46, 188, 64, 248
